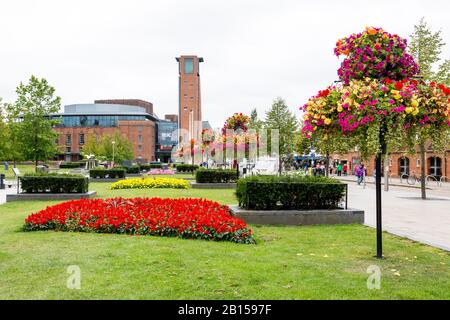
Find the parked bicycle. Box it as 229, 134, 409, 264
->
402, 173, 439, 186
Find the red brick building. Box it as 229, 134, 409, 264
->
53, 100, 159, 163
176, 55, 203, 143
331, 146, 449, 179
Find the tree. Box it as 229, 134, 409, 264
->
248, 108, 264, 133
409, 18, 446, 81
409, 18, 450, 199
6, 76, 61, 168
82, 131, 134, 164
264, 97, 298, 173
0, 100, 9, 161
2, 105, 25, 166
434, 59, 450, 87
82, 134, 102, 158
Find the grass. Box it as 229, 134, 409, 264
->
0, 182, 449, 299
0, 164, 37, 180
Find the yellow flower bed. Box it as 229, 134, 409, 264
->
111, 177, 190, 190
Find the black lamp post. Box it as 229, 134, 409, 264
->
375, 125, 387, 259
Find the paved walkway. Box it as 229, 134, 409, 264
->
343, 180, 450, 252
0, 183, 19, 205
0, 189, 5, 205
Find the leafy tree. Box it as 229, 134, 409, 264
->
409, 18, 450, 199
409, 17, 446, 82
248, 108, 264, 132
264, 97, 298, 172
82, 134, 102, 158
82, 131, 134, 164
434, 59, 450, 86
6, 76, 61, 168
0, 100, 9, 161
4, 109, 26, 166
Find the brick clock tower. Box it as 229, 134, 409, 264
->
176, 55, 204, 143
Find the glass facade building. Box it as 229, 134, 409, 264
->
156, 120, 178, 162
55, 115, 149, 127
53, 103, 180, 163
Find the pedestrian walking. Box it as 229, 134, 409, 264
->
337, 163, 342, 176
355, 163, 365, 185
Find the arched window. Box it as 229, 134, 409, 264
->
398, 157, 410, 176
428, 157, 442, 177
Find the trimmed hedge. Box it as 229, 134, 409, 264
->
59, 162, 85, 169
195, 169, 238, 183
116, 165, 140, 174
89, 168, 126, 179
139, 164, 151, 171
20, 173, 89, 194
236, 175, 346, 210
139, 164, 163, 171
176, 164, 199, 173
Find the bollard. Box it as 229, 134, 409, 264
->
0, 173, 5, 190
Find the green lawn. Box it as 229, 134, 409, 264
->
0, 164, 37, 180
0, 182, 449, 299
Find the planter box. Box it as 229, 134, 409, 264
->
190, 182, 237, 189
228, 205, 364, 225
7, 191, 97, 202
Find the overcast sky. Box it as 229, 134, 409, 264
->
0, 0, 449, 129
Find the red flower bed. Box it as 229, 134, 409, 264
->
23, 198, 255, 244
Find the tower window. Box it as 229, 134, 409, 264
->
184, 58, 194, 74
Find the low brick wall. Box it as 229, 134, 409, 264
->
7, 191, 97, 202
229, 205, 364, 225
190, 182, 237, 189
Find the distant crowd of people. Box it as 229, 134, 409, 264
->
291, 160, 349, 177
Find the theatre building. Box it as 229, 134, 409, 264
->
53, 99, 161, 163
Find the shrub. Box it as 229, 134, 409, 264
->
120, 165, 140, 174
59, 162, 85, 169
89, 168, 126, 179
138, 164, 151, 171
176, 164, 199, 173
195, 168, 238, 183
111, 177, 190, 190
23, 198, 254, 244
19, 173, 89, 194
236, 175, 346, 210
138, 164, 165, 171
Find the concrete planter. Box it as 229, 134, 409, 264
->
190, 182, 237, 189
229, 205, 364, 225
7, 191, 97, 202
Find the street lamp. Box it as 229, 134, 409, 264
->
112, 141, 116, 167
